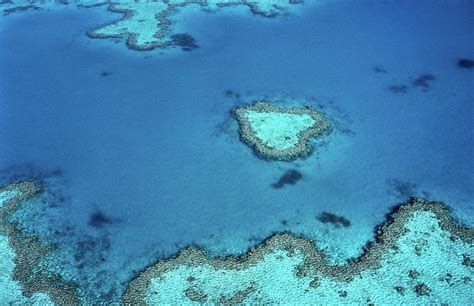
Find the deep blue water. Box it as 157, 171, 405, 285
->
1, 0, 473, 301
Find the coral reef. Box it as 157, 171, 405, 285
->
123, 198, 473, 304
234, 102, 331, 160
0, 181, 79, 304
86, 2, 172, 51
85, 0, 305, 51
0, 0, 98, 16
414, 283, 431, 296
1, 0, 307, 51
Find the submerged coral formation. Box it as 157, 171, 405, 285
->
412, 73, 436, 90
0, 0, 100, 16
2, 3, 38, 16
87, 1, 172, 51
457, 58, 474, 69
123, 198, 473, 304
388, 84, 409, 93
272, 169, 303, 189
234, 102, 331, 160
0, 0, 306, 51
0, 181, 79, 304
87, 0, 305, 50
317, 212, 351, 228
1, 180, 473, 304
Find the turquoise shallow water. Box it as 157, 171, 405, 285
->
0, 0, 473, 302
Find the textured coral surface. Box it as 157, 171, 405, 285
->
124, 200, 473, 304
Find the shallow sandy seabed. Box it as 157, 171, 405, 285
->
1, 0, 309, 51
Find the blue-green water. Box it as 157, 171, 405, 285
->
0, 0, 473, 302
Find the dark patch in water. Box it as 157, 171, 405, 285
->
3, 4, 39, 16
272, 169, 303, 189
412, 74, 435, 90
457, 58, 474, 69
74, 234, 111, 272
77, 2, 109, 8
88, 211, 113, 228
224, 89, 241, 99
170, 33, 199, 51
0, 163, 61, 183
386, 178, 431, 200
316, 99, 355, 136
373, 66, 387, 73
462, 254, 474, 268
51, 167, 63, 176
248, 235, 264, 242
388, 84, 409, 93
213, 110, 237, 138
100, 71, 111, 77
414, 283, 431, 296
316, 212, 351, 228
387, 178, 417, 199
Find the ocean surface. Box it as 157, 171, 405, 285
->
1, 0, 473, 302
